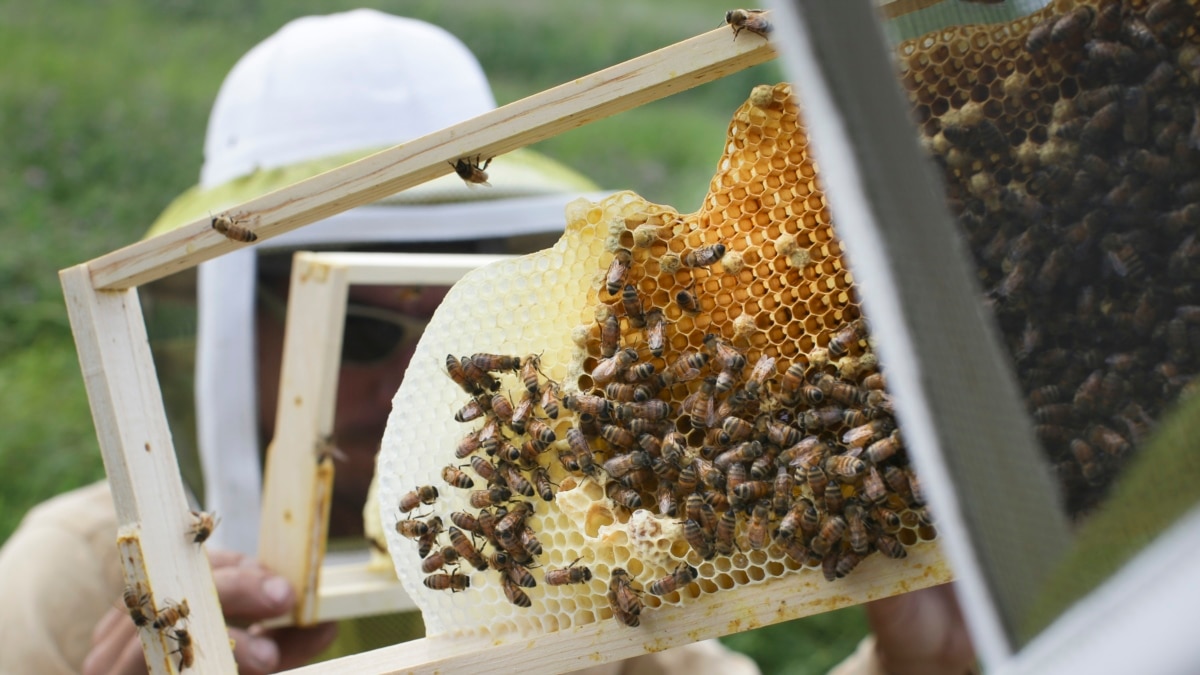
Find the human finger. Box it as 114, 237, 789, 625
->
82, 607, 146, 675
212, 564, 295, 624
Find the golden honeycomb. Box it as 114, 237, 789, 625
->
896, 0, 1200, 515
377, 83, 937, 639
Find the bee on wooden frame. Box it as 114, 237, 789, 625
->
450, 155, 492, 186
725, 9, 772, 39
211, 213, 257, 243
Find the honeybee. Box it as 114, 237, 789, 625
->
442, 465, 475, 490
778, 362, 806, 403
418, 518, 445, 558
606, 382, 651, 403
603, 451, 652, 478
509, 394, 535, 435
421, 546, 460, 574
169, 628, 195, 670
828, 321, 866, 359
445, 354, 478, 395
718, 415, 754, 445
399, 485, 439, 513
539, 382, 562, 419
682, 377, 717, 428
492, 551, 537, 588
799, 406, 846, 431
784, 538, 817, 566
188, 510, 219, 544
450, 511, 480, 535
592, 348, 638, 386
725, 8, 772, 39
533, 467, 555, 502
843, 418, 894, 448
661, 351, 710, 386
600, 424, 636, 450
777, 501, 806, 541
607, 483, 643, 510
823, 481, 845, 515
676, 285, 702, 314
1089, 424, 1132, 458
1025, 16, 1054, 53
684, 243, 726, 268
834, 550, 866, 579
545, 558, 592, 585
472, 353, 521, 373
864, 430, 903, 465
684, 518, 717, 559
875, 533, 908, 559
746, 501, 772, 550
646, 310, 667, 358
424, 572, 471, 592
764, 419, 801, 448
732, 480, 774, 506
469, 486, 512, 508
563, 393, 611, 418
811, 515, 847, 556
883, 465, 913, 503
460, 355, 500, 393
826, 455, 867, 481
395, 513, 431, 539
845, 503, 869, 554
648, 563, 699, 597
862, 465, 888, 504
626, 361, 658, 382
1051, 5, 1095, 45
211, 213, 257, 243
606, 250, 632, 296
656, 484, 679, 517
566, 427, 599, 476
448, 526, 489, 571
871, 506, 902, 533
622, 284, 646, 328
152, 599, 190, 631
454, 397, 488, 424
1070, 438, 1105, 485
710, 508, 737, 557
122, 584, 152, 628
715, 440, 764, 472
771, 466, 795, 515
501, 576, 532, 607
450, 155, 491, 186
744, 354, 776, 396
498, 462, 534, 498
725, 462, 748, 494
455, 429, 484, 460
608, 568, 643, 625
617, 400, 672, 422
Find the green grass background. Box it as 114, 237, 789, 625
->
0, 1, 867, 671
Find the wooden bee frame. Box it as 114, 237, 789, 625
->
257, 251, 514, 628
60, 10, 964, 674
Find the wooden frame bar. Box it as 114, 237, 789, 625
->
259, 252, 511, 626
282, 544, 950, 675
61, 266, 236, 673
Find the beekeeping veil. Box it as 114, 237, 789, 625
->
143, 9, 605, 554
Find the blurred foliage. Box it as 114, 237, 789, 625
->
0, 1, 874, 671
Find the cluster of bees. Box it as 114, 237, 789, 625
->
568, 255, 926, 584
901, 0, 1200, 515
396, 352, 721, 623
119, 511, 215, 669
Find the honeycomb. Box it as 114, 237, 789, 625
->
896, 0, 1200, 515
377, 83, 938, 639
